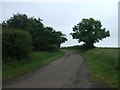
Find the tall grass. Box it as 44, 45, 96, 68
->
81, 48, 118, 88
3, 50, 64, 82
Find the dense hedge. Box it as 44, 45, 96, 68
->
2, 29, 33, 63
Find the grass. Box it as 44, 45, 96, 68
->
3, 50, 64, 82
66, 47, 119, 88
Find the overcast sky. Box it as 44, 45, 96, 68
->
1, 0, 119, 47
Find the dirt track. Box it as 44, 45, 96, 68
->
3, 50, 109, 88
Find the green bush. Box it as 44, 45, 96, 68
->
2, 29, 33, 63
47, 45, 59, 52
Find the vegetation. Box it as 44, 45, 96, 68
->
3, 50, 64, 82
64, 46, 119, 88
2, 13, 67, 60
2, 13, 67, 51
81, 48, 118, 88
47, 44, 59, 52
70, 18, 110, 49
2, 29, 33, 63
1, 13, 67, 81
2, 13, 117, 89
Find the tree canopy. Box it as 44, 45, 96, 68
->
70, 18, 110, 49
2, 13, 67, 51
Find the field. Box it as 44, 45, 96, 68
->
65, 47, 119, 88
3, 50, 64, 82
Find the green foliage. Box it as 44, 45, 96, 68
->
2, 29, 33, 63
83, 48, 118, 88
47, 45, 59, 52
67, 47, 118, 88
44, 27, 67, 48
70, 18, 110, 49
3, 50, 64, 82
5, 13, 28, 29
2, 13, 67, 51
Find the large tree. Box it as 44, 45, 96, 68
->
44, 27, 67, 48
70, 18, 110, 49
5, 13, 28, 29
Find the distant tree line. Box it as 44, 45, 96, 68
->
2, 13, 67, 63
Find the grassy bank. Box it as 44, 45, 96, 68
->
3, 50, 64, 82
66, 47, 119, 88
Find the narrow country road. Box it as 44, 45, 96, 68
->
3, 50, 109, 88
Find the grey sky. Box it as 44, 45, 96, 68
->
1, 0, 119, 47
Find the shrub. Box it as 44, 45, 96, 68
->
2, 29, 33, 63
47, 45, 59, 52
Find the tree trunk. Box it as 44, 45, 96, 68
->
85, 42, 94, 49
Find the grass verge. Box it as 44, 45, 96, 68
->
3, 50, 64, 82
66, 48, 119, 88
